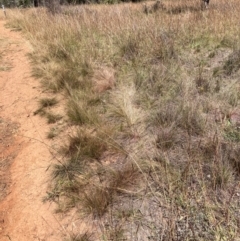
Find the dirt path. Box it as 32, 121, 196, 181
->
0, 19, 78, 241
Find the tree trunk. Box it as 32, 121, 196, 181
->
34, 0, 39, 7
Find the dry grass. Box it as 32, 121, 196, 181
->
6, 0, 240, 240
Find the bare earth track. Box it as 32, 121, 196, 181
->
0, 19, 73, 241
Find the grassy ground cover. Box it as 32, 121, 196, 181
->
7, 0, 240, 239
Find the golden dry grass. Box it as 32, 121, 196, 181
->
6, 0, 240, 239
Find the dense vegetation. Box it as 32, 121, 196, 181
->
7, 0, 240, 240
0, 0, 142, 8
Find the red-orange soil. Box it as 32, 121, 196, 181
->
0, 19, 81, 241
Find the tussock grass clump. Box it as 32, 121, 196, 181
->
53, 158, 84, 180
178, 103, 206, 135
40, 97, 58, 108
66, 98, 99, 125
108, 163, 140, 193
224, 125, 240, 142
47, 127, 60, 139
81, 187, 112, 218
211, 161, 234, 189
62, 129, 107, 160
34, 97, 58, 115
223, 49, 240, 75
8, 0, 240, 239
155, 126, 177, 150
45, 112, 62, 124
34, 97, 62, 124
